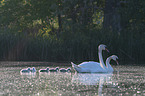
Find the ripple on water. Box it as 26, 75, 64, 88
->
0, 65, 145, 95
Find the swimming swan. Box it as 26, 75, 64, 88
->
106, 55, 119, 72
71, 55, 119, 73
71, 44, 109, 73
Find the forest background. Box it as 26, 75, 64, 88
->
0, 0, 145, 65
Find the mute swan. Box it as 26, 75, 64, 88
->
71, 44, 109, 73
60, 67, 71, 72
39, 67, 49, 72
72, 55, 119, 73
106, 55, 119, 72
49, 67, 59, 72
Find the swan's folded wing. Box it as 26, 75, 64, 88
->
78, 62, 100, 68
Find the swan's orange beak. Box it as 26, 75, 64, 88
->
105, 48, 109, 53
116, 60, 119, 65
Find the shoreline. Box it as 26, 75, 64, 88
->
1, 61, 143, 67
0, 61, 71, 67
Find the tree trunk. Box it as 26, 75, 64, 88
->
58, 0, 62, 35
58, 13, 62, 33
103, 0, 121, 33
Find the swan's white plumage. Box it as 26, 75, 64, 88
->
72, 62, 107, 73
71, 44, 119, 73
72, 55, 119, 73
106, 55, 119, 72
71, 44, 108, 73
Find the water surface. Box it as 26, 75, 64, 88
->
0, 64, 145, 96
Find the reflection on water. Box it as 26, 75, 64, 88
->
72, 73, 114, 96
1, 65, 145, 95
20, 73, 37, 79
72, 73, 113, 85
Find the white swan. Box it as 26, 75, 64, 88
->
71, 44, 109, 73
106, 55, 119, 72
71, 55, 119, 73
72, 55, 119, 73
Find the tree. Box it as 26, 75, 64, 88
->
103, 0, 121, 33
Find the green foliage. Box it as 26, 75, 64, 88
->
0, 0, 145, 64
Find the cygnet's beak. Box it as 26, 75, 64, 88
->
105, 48, 109, 53
116, 60, 119, 65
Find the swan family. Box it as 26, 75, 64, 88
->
20, 44, 118, 74
71, 44, 119, 73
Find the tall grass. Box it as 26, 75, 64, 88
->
0, 25, 145, 65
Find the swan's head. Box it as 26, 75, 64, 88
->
111, 55, 119, 65
98, 44, 109, 52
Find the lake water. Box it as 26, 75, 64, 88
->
0, 63, 145, 96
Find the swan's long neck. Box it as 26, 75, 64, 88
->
98, 49, 106, 70
106, 57, 111, 68
106, 57, 113, 72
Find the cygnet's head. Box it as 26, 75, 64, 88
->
32, 67, 36, 72
27, 67, 31, 70
67, 67, 71, 70
56, 67, 59, 71
46, 67, 49, 70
